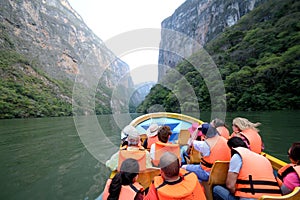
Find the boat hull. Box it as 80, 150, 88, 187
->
100, 112, 297, 200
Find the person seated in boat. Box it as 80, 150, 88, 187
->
231, 117, 264, 154
211, 118, 230, 139
182, 123, 231, 181
277, 142, 300, 195
142, 123, 160, 150
213, 137, 282, 200
120, 124, 140, 147
102, 158, 144, 200
144, 152, 206, 200
150, 125, 180, 166
106, 127, 152, 171
181, 122, 204, 165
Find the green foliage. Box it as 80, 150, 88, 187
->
0, 50, 73, 118
208, 0, 300, 111
138, 0, 300, 112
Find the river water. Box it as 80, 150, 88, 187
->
0, 111, 299, 199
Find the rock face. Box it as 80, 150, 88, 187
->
158, 0, 266, 79
0, 0, 133, 116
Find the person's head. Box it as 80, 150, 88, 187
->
199, 123, 218, 138
159, 152, 180, 180
158, 125, 172, 143
146, 123, 159, 137
108, 158, 139, 200
288, 142, 300, 165
121, 125, 137, 141
127, 129, 140, 146
211, 118, 227, 128
227, 137, 249, 157
232, 117, 261, 132
227, 137, 248, 149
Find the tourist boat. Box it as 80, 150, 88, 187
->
99, 112, 300, 200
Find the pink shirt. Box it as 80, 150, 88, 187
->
283, 171, 300, 190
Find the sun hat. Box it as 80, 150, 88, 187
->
121, 125, 139, 140
146, 123, 159, 137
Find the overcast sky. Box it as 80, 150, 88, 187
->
68, 0, 186, 84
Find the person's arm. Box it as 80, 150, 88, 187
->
105, 152, 119, 171
193, 140, 210, 156
226, 172, 238, 193
143, 182, 159, 200
226, 153, 242, 194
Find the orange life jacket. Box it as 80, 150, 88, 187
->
147, 135, 159, 149
233, 147, 282, 198
118, 147, 147, 171
153, 141, 180, 166
241, 128, 263, 154
200, 136, 231, 172
277, 164, 300, 185
102, 178, 143, 200
153, 169, 206, 200
216, 126, 230, 139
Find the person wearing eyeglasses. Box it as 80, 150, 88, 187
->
277, 142, 300, 195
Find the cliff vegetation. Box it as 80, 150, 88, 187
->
137, 0, 300, 113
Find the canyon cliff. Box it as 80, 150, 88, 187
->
158, 0, 266, 79
0, 0, 133, 118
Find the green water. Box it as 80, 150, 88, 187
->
0, 111, 299, 199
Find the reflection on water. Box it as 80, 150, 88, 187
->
0, 111, 299, 199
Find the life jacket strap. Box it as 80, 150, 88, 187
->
200, 158, 213, 168
278, 165, 294, 181
155, 172, 191, 190
236, 179, 280, 186
236, 175, 281, 195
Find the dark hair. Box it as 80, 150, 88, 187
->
289, 142, 300, 164
158, 126, 172, 143
160, 152, 180, 178
227, 137, 249, 156
107, 158, 139, 200
227, 137, 248, 149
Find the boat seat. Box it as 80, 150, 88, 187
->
258, 187, 300, 200
137, 167, 161, 189
177, 129, 190, 146
204, 161, 230, 200
189, 145, 202, 164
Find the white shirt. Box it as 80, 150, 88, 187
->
150, 143, 155, 160
193, 140, 210, 156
